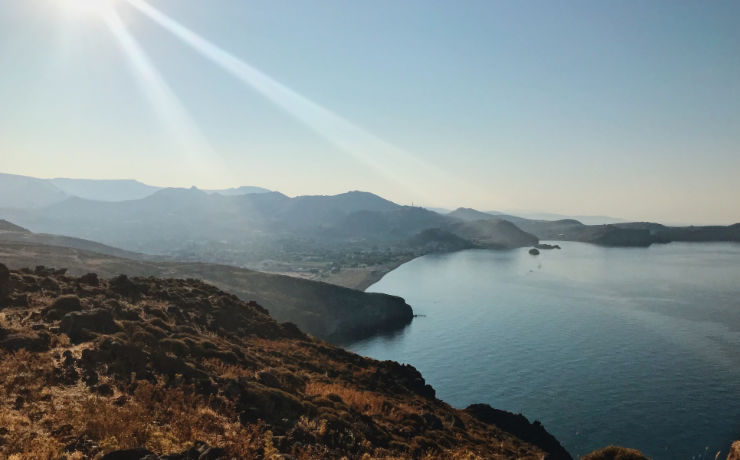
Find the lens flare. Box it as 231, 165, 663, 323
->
125, 0, 465, 203
60, 0, 117, 17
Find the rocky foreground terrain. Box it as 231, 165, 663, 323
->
1, 263, 734, 459
0, 263, 575, 459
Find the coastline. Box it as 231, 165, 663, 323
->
318, 255, 418, 291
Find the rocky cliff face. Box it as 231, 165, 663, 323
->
0, 238, 413, 343
0, 263, 565, 459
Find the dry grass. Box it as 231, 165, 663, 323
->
305, 382, 417, 421
0, 350, 267, 458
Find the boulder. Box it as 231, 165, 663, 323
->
110, 275, 141, 300
0, 263, 10, 303
529, 248, 540, 255
78, 272, 100, 286
60, 309, 120, 343
1, 332, 51, 352
100, 448, 155, 460
40, 276, 61, 292
43, 295, 84, 320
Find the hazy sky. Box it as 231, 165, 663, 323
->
1, 1, 738, 224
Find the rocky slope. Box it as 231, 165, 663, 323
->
0, 263, 571, 459
0, 240, 413, 343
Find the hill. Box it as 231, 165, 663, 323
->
0, 173, 271, 207
0, 191, 540, 289
0, 263, 572, 459
204, 185, 272, 195
447, 219, 539, 249
0, 219, 29, 233
49, 178, 161, 202
448, 208, 740, 246
0, 172, 68, 208
0, 235, 412, 343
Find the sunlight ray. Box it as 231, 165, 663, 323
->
126, 0, 462, 204
101, 7, 225, 177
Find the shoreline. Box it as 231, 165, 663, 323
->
318, 255, 418, 291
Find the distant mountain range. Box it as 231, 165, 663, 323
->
1, 172, 737, 278
486, 210, 627, 225
448, 208, 740, 246
0, 172, 270, 207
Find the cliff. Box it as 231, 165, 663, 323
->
0, 238, 412, 343
0, 263, 568, 459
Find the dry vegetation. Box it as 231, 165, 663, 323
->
0, 263, 571, 459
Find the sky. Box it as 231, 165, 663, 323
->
0, 0, 738, 224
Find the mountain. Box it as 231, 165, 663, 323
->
204, 185, 271, 195
447, 219, 539, 249
0, 189, 471, 257
0, 172, 68, 208
0, 172, 271, 206
488, 210, 627, 225
49, 178, 161, 202
0, 263, 580, 459
0, 219, 29, 233
448, 208, 740, 246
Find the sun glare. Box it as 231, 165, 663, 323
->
61, 0, 117, 17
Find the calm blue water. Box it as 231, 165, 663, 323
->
348, 242, 740, 460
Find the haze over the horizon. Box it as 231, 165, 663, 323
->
1, 0, 738, 225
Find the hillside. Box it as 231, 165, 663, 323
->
447, 219, 539, 249
0, 190, 537, 279
49, 178, 161, 202
0, 263, 572, 459
0, 173, 271, 207
0, 239, 412, 343
0, 191, 540, 292
0, 219, 30, 233
448, 208, 740, 246
0, 173, 68, 209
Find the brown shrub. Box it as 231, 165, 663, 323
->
582, 445, 651, 460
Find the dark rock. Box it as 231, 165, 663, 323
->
0, 263, 10, 304
40, 276, 60, 292
93, 383, 114, 396
100, 448, 155, 460
529, 248, 540, 255
9, 293, 28, 307
198, 446, 228, 459
534, 243, 561, 250
78, 272, 100, 286
281, 322, 305, 339
1, 332, 51, 352
43, 295, 84, 321
151, 351, 209, 382
464, 403, 572, 460
81, 340, 150, 380
65, 434, 102, 456
421, 412, 443, 430
256, 369, 282, 389
60, 309, 120, 343
110, 275, 141, 300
